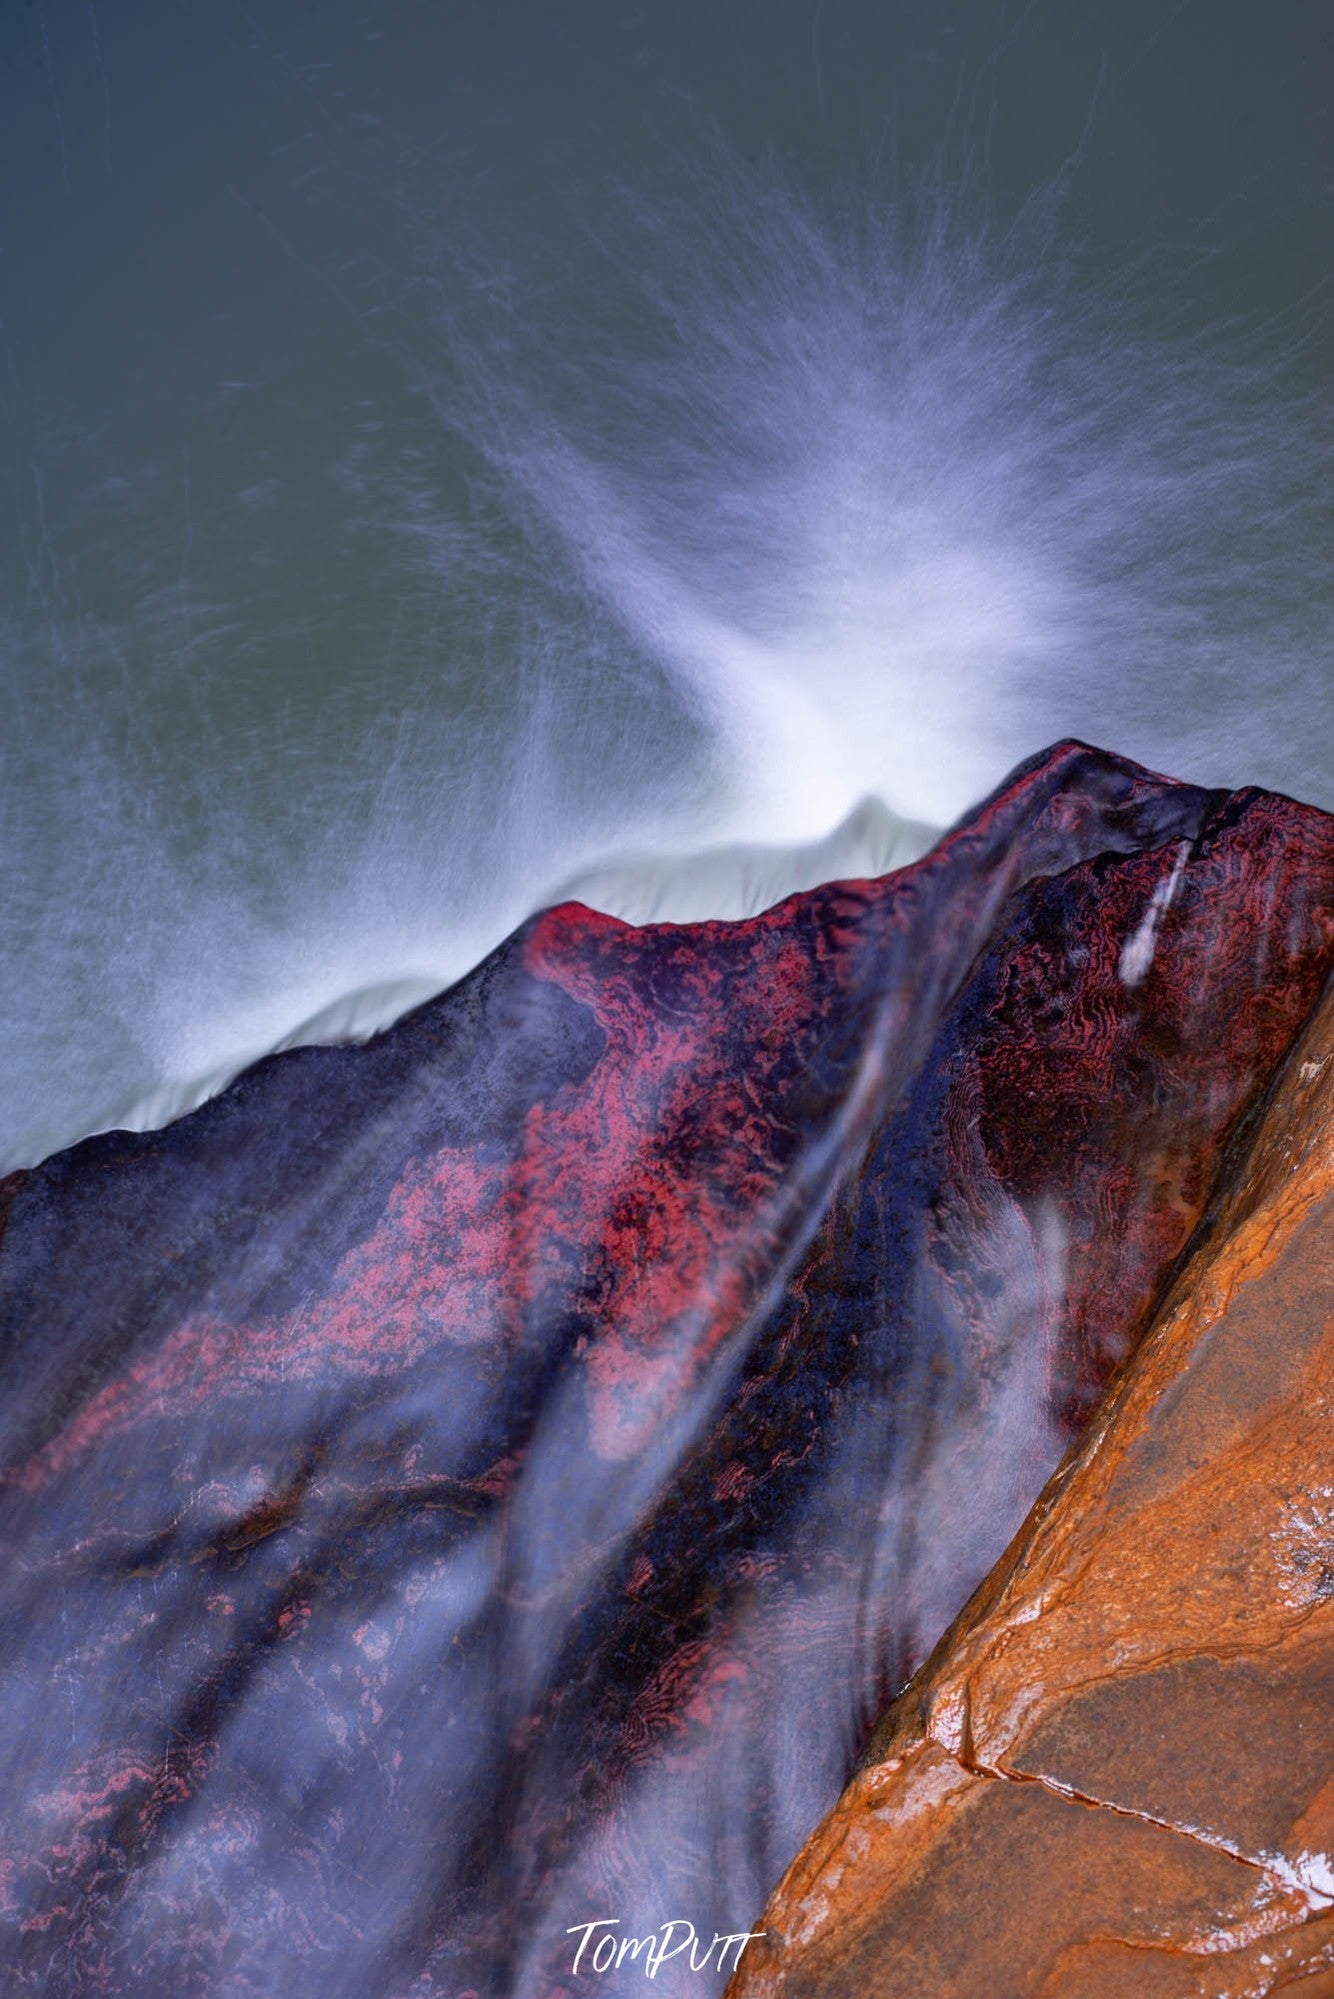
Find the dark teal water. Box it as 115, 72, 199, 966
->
2, 0, 1328, 1167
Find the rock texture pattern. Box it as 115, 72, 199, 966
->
730, 983, 1334, 1998
0, 744, 1331, 1998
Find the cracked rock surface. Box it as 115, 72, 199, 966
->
729, 982, 1334, 1999
1, 746, 1330, 1997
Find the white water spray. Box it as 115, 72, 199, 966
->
2, 179, 1328, 1169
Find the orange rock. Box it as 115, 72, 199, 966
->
730, 983, 1334, 1999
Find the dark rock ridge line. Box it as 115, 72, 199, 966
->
0, 741, 1330, 1998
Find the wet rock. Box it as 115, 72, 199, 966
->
0, 744, 1330, 1997
731, 982, 1334, 1999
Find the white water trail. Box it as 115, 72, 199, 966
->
2, 178, 1328, 1169
452, 184, 1328, 846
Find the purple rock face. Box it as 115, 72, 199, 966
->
1, 742, 1331, 1998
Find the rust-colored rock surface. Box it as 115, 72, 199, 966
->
3, 747, 1330, 1996
731, 981, 1334, 1999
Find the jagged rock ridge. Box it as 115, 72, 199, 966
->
0, 743, 1330, 1997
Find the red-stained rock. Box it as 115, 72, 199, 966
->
0, 742, 1331, 1997
730, 981, 1334, 1999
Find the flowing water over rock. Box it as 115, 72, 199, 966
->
2, 744, 1330, 1996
